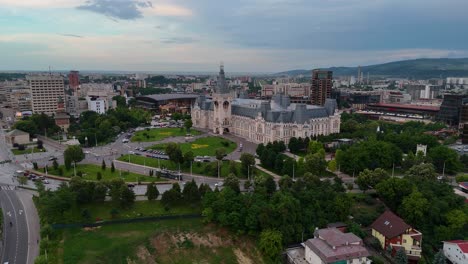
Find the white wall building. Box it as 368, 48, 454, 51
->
443, 240, 468, 264
86, 97, 108, 114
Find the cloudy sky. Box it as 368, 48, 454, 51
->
1, 0, 468, 72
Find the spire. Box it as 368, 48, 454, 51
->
216, 62, 229, 94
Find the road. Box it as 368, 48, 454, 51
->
0, 186, 34, 264
0, 129, 40, 264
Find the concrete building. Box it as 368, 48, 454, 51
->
86, 97, 108, 114
192, 65, 340, 145
28, 74, 65, 116
9, 88, 32, 112
68, 70, 80, 92
4, 129, 30, 145
286, 228, 371, 264
311, 70, 333, 106
65, 95, 88, 117
54, 97, 70, 131
437, 94, 468, 126
371, 211, 422, 262
443, 240, 468, 264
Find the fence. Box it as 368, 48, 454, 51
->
51, 214, 203, 229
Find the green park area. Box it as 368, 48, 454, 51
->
119, 154, 268, 178
131, 127, 202, 142
45, 164, 165, 183
11, 147, 46, 155
58, 218, 263, 264
149, 136, 237, 156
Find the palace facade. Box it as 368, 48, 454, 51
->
191, 65, 341, 144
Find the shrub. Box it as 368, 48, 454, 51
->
33, 162, 38, 170
456, 174, 468, 183
97, 172, 102, 181
77, 171, 83, 177
57, 168, 63, 176
18, 145, 25, 151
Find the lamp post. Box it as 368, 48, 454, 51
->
85, 136, 88, 147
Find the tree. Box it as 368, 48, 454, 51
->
37, 140, 43, 149
33, 162, 38, 170
183, 150, 194, 168
240, 153, 255, 176
228, 160, 238, 176
356, 168, 389, 192
101, 160, 106, 170
52, 159, 59, 170
405, 163, 437, 180
279, 175, 293, 191
258, 229, 283, 261
308, 140, 324, 155
96, 172, 102, 181
274, 154, 284, 173
224, 174, 240, 193
18, 175, 28, 186
64, 145, 85, 170
145, 183, 159, 201
394, 248, 408, 264
120, 185, 135, 208
428, 145, 462, 174
399, 190, 429, 227
182, 179, 200, 202
305, 152, 327, 176
433, 249, 447, 264
165, 143, 184, 165
184, 119, 193, 132
111, 161, 115, 173
112, 95, 127, 108
215, 148, 226, 161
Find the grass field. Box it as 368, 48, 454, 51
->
149, 136, 237, 156
131, 127, 202, 142
11, 147, 46, 155
65, 200, 200, 223
118, 154, 270, 179
60, 219, 264, 264
46, 164, 166, 183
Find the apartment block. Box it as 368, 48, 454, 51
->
28, 75, 65, 115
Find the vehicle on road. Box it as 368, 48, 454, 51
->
48, 157, 57, 161
122, 138, 129, 143
14, 170, 24, 177
43, 179, 49, 184
84, 150, 90, 154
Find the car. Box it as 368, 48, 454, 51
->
43, 179, 49, 184
122, 139, 129, 143
48, 157, 57, 161
129, 151, 135, 155
127, 183, 135, 188
135, 153, 142, 156
84, 150, 90, 154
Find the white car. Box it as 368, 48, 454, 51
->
122, 139, 129, 143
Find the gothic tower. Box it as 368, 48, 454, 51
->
212, 63, 233, 134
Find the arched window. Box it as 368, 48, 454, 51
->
223, 101, 229, 110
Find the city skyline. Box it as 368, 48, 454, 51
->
1, 0, 468, 72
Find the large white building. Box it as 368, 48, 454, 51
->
27, 74, 65, 116
192, 65, 340, 144
443, 240, 468, 264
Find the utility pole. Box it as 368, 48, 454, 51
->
190, 161, 192, 176
442, 161, 446, 178
73, 161, 76, 177
95, 132, 98, 147
293, 161, 295, 181
392, 163, 395, 177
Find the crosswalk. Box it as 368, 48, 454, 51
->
0, 185, 14, 190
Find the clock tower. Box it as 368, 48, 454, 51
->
212, 63, 233, 135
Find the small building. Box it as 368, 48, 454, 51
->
5, 129, 30, 145
443, 240, 468, 264
286, 227, 371, 264
371, 211, 422, 262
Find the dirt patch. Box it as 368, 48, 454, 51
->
234, 248, 254, 264
135, 245, 156, 264
171, 232, 232, 248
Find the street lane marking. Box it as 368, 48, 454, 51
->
4, 190, 20, 264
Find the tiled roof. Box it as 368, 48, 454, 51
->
371, 211, 411, 239
305, 228, 369, 263
6, 129, 29, 136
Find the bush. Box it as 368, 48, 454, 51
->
33, 162, 38, 170
369, 256, 384, 264
13, 143, 19, 148
97, 172, 102, 181
455, 174, 468, 183
57, 168, 63, 176
18, 145, 25, 151
77, 171, 83, 177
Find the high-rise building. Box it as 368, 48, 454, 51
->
311, 69, 333, 106
28, 74, 65, 115
68, 70, 80, 92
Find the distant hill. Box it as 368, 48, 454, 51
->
275, 58, 468, 79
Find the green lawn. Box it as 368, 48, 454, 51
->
149, 136, 237, 156
45, 164, 166, 183
60, 218, 264, 264
67, 200, 200, 222
131, 127, 202, 142
118, 154, 269, 179
11, 147, 46, 155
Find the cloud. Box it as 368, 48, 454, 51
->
160, 37, 197, 44
59, 34, 84, 38
76, 0, 153, 20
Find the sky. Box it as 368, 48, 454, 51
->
1, 0, 468, 72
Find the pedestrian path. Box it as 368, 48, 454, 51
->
0, 185, 14, 190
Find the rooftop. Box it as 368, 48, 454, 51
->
305, 228, 369, 263
6, 129, 29, 136
137, 93, 199, 102
444, 240, 468, 253
371, 211, 411, 239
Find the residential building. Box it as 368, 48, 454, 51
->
371, 211, 422, 262
68, 70, 80, 91
192, 65, 340, 145
28, 74, 65, 116
286, 227, 371, 264
4, 129, 30, 145
54, 96, 70, 131
86, 96, 108, 114
443, 240, 468, 264
65, 95, 88, 118
9, 88, 32, 112
311, 70, 333, 106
